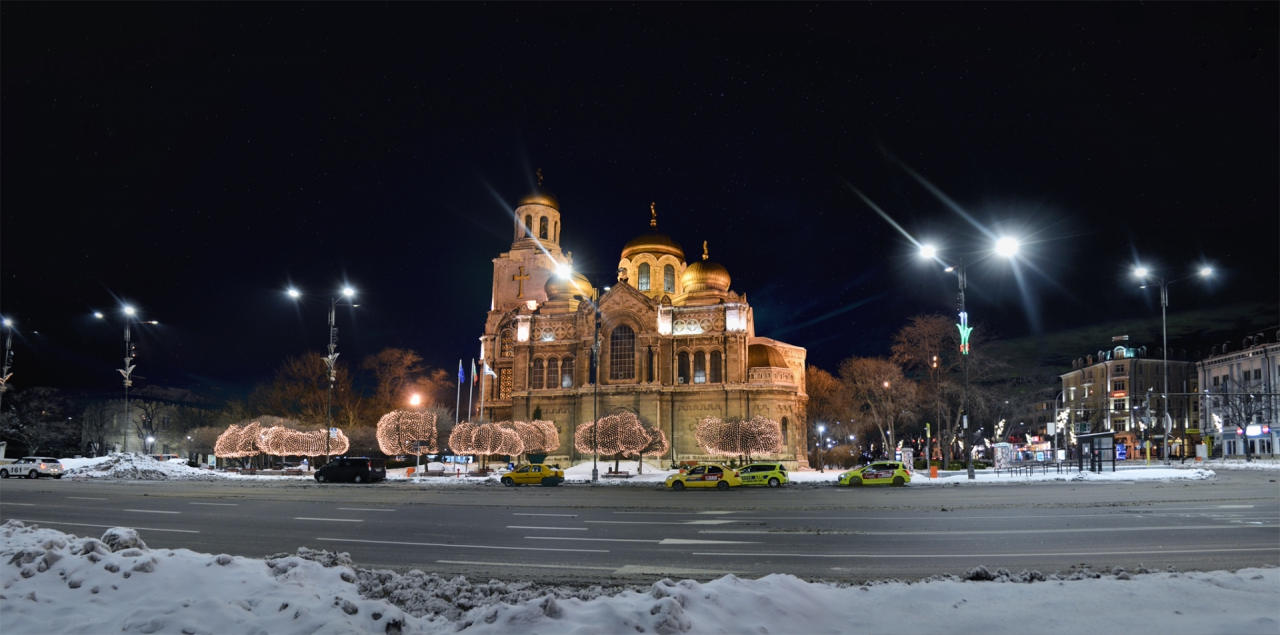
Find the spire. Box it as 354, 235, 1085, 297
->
536, 168, 544, 187
702, 240, 709, 260
650, 202, 657, 228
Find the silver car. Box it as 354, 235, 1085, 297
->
0, 457, 65, 479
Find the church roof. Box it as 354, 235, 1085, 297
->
621, 202, 684, 260
748, 343, 788, 369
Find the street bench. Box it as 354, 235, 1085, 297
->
605, 471, 633, 478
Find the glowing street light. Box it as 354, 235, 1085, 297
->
994, 237, 1019, 258
94, 312, 104, 319
409, 394, 422, 406
1131, 263, 1217, 464
342, 287, 355, 297
287, 288, 301, 299
919, 244, 937, 260
285, 285, 359, 462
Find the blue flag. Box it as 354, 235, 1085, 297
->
458, 360, 465, 384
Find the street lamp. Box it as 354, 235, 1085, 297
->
816, 424, 826, 472
146, 436, 156, 454
95, 305, 153, 454
0, 318, 14, 415
287, 286, 359, 463
1133, 265, 1213, 465
919, 237, 1019, 479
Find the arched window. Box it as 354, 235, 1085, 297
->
694, 351, 707, 384
524, 215, 533, 236
531, 358, 544, 390
554, 221, 559, 242
609, 325, 636, 380
710, 351, 722, 383
561, 356, 574, 388
646, 348, 655, 383
781, 417, 789, 446
546, 357, 559, 390
500, 329, 514, 357
677, 351, 690, 385
539, 216, 548, 240
664, 265, 675, 293
637, 263, 651, 291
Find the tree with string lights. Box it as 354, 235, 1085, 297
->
376, 409, 438, 456
695, 415, 783, 464
631, 425, 668, 474
575, 412, 658, 473
448, 421, 523, 470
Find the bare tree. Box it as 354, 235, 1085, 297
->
362, 348, 425, 414
1211, 375, 1269, 459
131, 400, 172, 452
839, 358, 919, 457
1, 387, 74, 456
80, 401, 113, 456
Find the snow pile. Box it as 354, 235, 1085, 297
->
562, 460, 677, 485
63, 453, 225, 481
1195, 459, 1280, 471
5, 520, 1279, 635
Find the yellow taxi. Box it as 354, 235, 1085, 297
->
837, 461, 911, 486
738, 462, 789, 487
665, 464, 743, 490
500, 464, 565, 487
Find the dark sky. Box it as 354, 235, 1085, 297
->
2, 2, 1277, 398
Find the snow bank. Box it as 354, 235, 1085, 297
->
562, 460, 677, 485
4, 520, 1278, 635
63, 453, 227, 481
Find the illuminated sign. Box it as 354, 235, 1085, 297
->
1110, 390, 1127, 398
1245, 424, 1269, 437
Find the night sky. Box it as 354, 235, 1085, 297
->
2, 3, 1276, 398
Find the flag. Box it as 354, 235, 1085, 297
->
484, 361, 497, 378
457, 360, 465, 384
471, 359, 478, 383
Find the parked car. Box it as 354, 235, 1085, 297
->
837, 461, 911, 486
738, 462, 789, 487
0, 457, 65, 479
665, 463, 743, 490
500, 464, 565, 486
314, 457, 386, 483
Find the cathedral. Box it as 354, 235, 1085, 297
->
478, 178, 809, 468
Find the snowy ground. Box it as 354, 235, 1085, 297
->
2, 519, 1276, 635
63, 454, 298, 482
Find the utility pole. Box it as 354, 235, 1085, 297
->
0, 318, 14, 416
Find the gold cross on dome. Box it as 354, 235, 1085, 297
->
513, 266, 531, 298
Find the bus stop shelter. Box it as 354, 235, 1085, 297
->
1076, 431, 1117, 473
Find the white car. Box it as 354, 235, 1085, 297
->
1, 457, 65, 479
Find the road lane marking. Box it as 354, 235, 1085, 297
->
437, 559, 615, 571
700, 524, 1277, 536
318, 537, 607, 553
659, 538, 759, 545
295, 517, 362, 522
1218, 505, 1255, 509
67, 497, 107, 501
189, 502, 238, 506
696, 511, 736, 515
526, 536, 656, 543
16, 520, 199, 534
507, 526, 588, 531
338, 508, 395, 512
612, 565, 738, 576
514, 513, 578, 517
586, 520, 739, 526
693, 546, 1280, 558
123, 509, 181, 514
1, 502, 36, 506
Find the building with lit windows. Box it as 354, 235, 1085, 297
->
1197, 328, 1278, 456
476, 182, 809, 467
1060, 337, 1194, 456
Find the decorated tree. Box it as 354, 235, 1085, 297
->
376, 410, 438, 456
215, 420, 350, 466
499, 420, 559, 461
631, 426, 669, 474
695, 415, 783, 464
574, 412, 652, 473
449, 421, 523, 469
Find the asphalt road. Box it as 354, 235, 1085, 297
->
2, 471, 1277, 584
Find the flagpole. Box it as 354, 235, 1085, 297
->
479, 366, 487, 422
455, 360, 462, 425
468, 358, 475, 422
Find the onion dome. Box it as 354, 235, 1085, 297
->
518, 168, 560, 210
545, 270, 593, 301
747, 343, 788, 369
621, 202, 684, 260
680, 241, 731, 292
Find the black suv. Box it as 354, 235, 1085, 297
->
314, 457, 386, 483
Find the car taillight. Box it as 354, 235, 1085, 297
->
367, 460, 372, 469
733, 471, 739, 477
39, 464, 46, 469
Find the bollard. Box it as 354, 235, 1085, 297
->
929, 465, 938, 479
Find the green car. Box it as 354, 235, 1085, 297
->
738, 462, 789, 487
837, 461, 911, 486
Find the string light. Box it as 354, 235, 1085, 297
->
448, 421, 522, 456
500, 420, 559, 454
694, 415, 782, 459
376, 410, 438, 456
214, 422, 350, 458
573, 412, 649, 456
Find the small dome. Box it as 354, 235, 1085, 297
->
748, 344, 788, 369
519, 187, 559, 210
680, 241, 730, 292
545, 271, 593, 301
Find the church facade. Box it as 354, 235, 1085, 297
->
478, 182, 809, 468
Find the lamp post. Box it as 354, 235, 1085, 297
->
288, 286, 357, 464
95, 306, 158, 454
0, 318, 14, 415
1133, 266, 1213, 466
919, 237, 1019, 480
816, 424, 826, 472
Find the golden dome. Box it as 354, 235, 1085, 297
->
747, 343, 788, 369
518, 168, 559, 210
620, 202, 684, 261
545, 270, 593, 301
680, 241, 730, 292
518, 188, 559, 210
